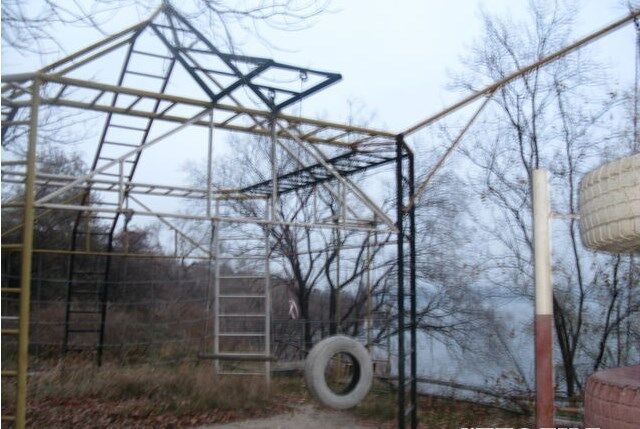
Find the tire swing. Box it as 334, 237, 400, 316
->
304, 335, 373, 409
579, 153, 640, 253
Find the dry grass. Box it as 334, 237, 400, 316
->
32, 363, 271, 413
2, 365, 535, 428
352, 382, 533, 429
3, 362, 285, 428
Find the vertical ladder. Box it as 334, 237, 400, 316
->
63, 212, 110, 358
211, 202, 271, 384
63, 36, 177, 363
1, 80, 40, 428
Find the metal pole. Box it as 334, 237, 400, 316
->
213, 200, 221, 375
264, 199, 272, 386
532, 169, 554, 429
405, 92, 493, 212
402, 9, 640, 136
335, 183, 342, 334
205, 111, 215, 355
270, 116, 278, 221
365, 231, 372, 351
407, 146, 418, 429
395, 134, 405, 428
15, 78, 40, 429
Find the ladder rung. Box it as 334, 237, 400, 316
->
219, 294, 265, 299
1, 370, 17, 377
109, 123, 148, 132
199, 353, 274, 362
2, 415, 15, 422
218, 332, 265, 337
104, 141, 138, 147
1, 287, 21, 294
132, 50, 173, 60
65, 346, 96, 352
219, 275, 265, 279
98, 157, 135, 164
1, 329, 19, 335
125, 70, 167, 79
1, 243, 22, 250
219, 313, 266, 317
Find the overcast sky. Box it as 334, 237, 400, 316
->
2, 0, 638, 228
3, 0, 637, 133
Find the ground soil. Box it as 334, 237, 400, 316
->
203, 404, 377, 429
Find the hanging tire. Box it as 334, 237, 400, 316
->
304, 335, 373, 410
579, 153, 640, 253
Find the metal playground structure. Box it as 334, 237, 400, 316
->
1, 2, 639, 428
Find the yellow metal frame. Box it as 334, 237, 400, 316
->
1, 79, 39, 428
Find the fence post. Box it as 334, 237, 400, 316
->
532, 169, 554, 428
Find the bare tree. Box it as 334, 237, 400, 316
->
454, 0, 640, 397
1, 0, 327, 55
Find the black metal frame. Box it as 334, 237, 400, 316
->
395, 135, 418, 428
239, 148, 398, 195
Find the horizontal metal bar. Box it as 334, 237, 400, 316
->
1, 160, 27, 166
1, 288, 21, 294
1, 370, 17, 377
2, 170, 258, 200
21, 73, 396, 141
108, 123, 148, 131
219, 294, 265, 299
218, 332, 265, 337
32, 202, 385, 232
198, 353, 275, 362
218, 313, 266, 317
132, 50, 172, 60
104, 141, 139, 147
1, 244, 22, 250
125, 70, 166, 79
218, 275, 265, 279
1, 329, 19, 335
1, 120, 29, 127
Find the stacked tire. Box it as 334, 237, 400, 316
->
579, 153, 640, 253
584, 365, 640, 429
304, 335, 373, 410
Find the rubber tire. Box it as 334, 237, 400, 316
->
584, 365, 640, 429
304, 335, 373, 410
579, 153, 640, 253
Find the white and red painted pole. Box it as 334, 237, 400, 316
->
532, 169, 554, 428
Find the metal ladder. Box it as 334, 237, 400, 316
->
63, 36, 177, 363
1, 87, 39, 427
209, 201, 272, 384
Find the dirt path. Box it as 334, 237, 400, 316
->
201, 404, 376, 429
